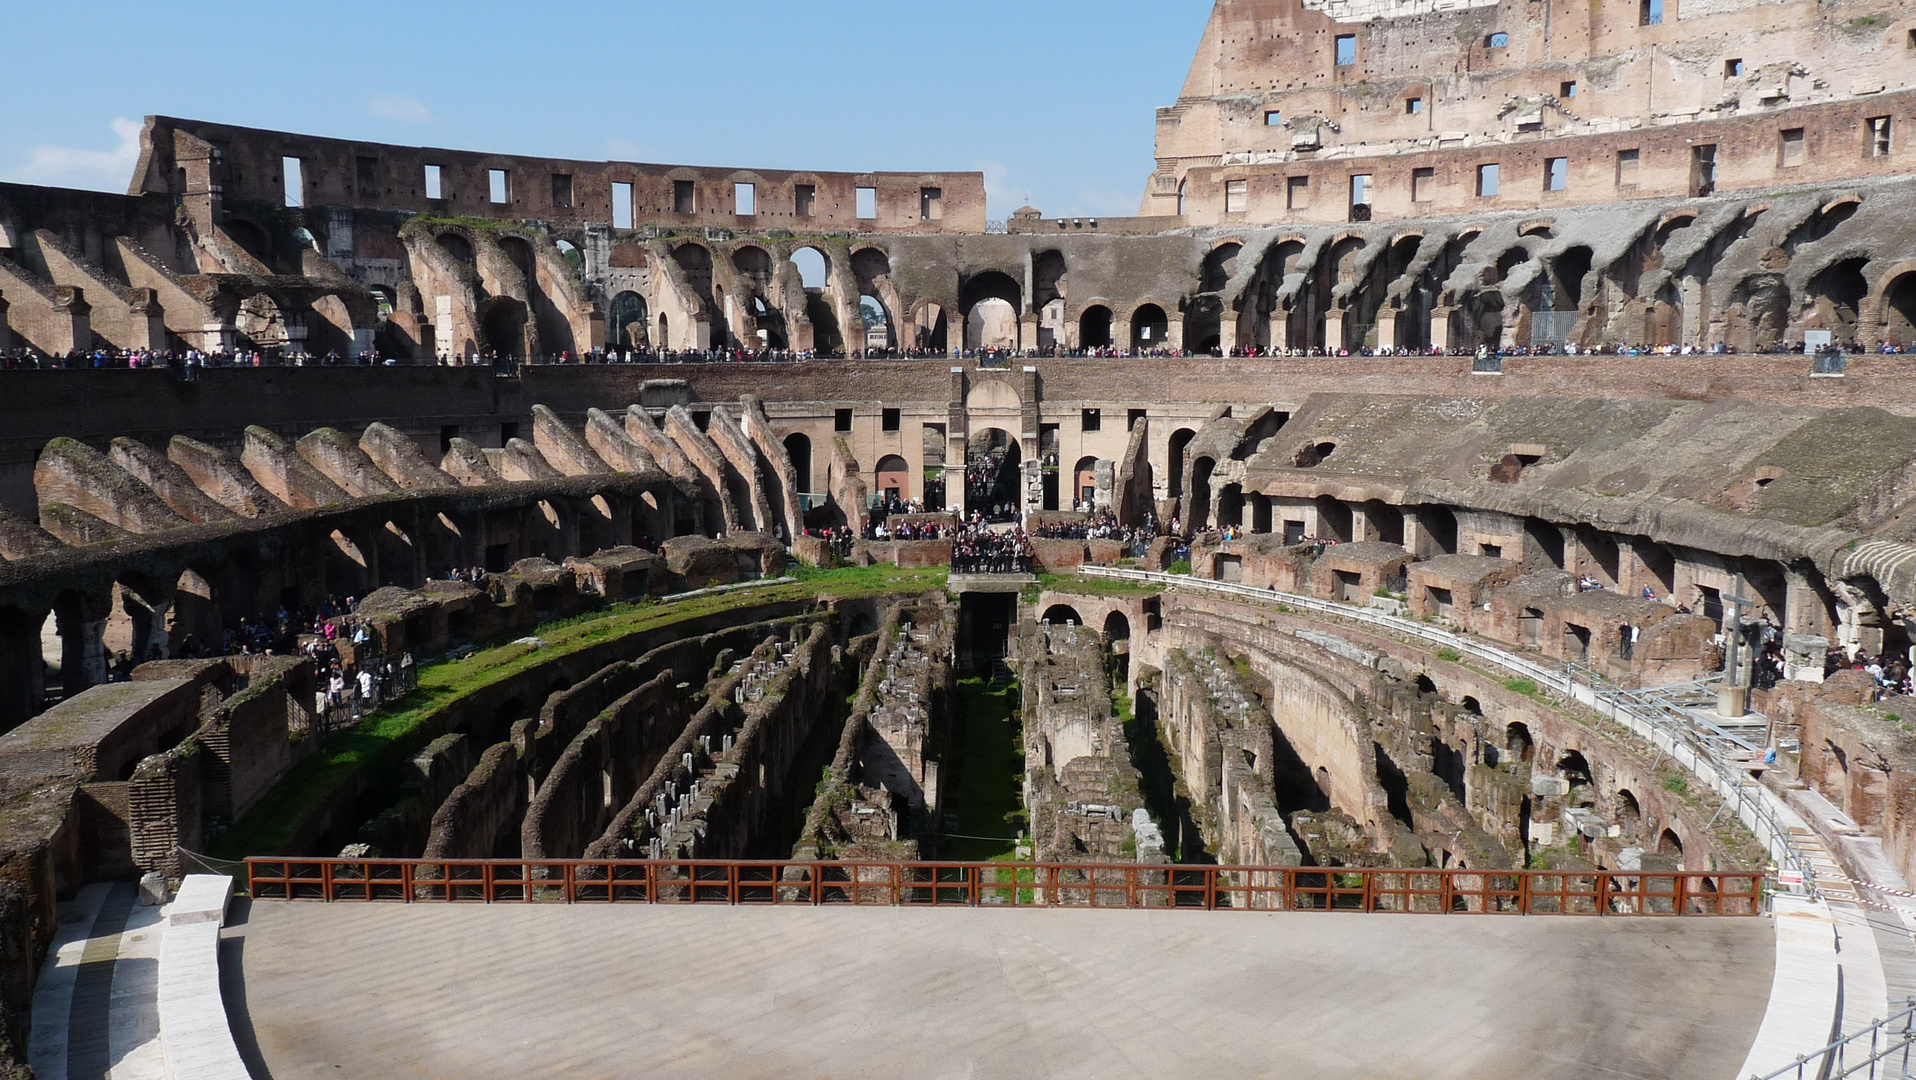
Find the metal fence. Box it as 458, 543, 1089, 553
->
1077, 566, 1818, 900
245, 857, 1763, 913
1753, 999, 1916, 1080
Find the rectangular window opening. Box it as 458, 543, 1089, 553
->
734, 182, 755, 216
1692, 144, 1717, 197
920, 186, 943, 221
1640, 0, 1663, 26
834, 408, 853, 433
1869, 116, 1892, 158
356, 156, 379, 194
794, 184, 816, 217
1477, 162, 1500, 198
1127, 408, 1146, 431
856, 186, 877, 219
1545, 157, 1568, 192
1406, 97, 1424, 115
551, 173, 574, 209
1559, 81, 1578, 99
1334, 35, 1356, 66
882, 408, 901, 433
1616, 148, 1640, 186
282, 156, 304, 208
424, 164, 443, 200
488, 169, 510, 205
673, 180, 696, 215
1286, 175, 1311, 210
1779, 128, 1806, 167
1349, 173, 1372, 206
1081, 408, 1102, 433
1264, 110, 1283, 127
1411, 167, 1434, 203
611, 181, 633, 228
1224, 179, 1249, 214
1725, 58, 1744, 78
1485, 32, 1508, 48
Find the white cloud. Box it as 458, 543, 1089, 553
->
2, 117, 143, 192
367, 94, 433, 123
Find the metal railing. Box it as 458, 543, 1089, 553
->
1077, 566, 1818, 899
245, 857, 1762, 913
1753, 999, 1916, 1080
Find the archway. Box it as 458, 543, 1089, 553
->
784, 433, 813, 498
1807, 258, 1869, 345
1616, 789, 1642, 840
1505, 722, 1535, 765
1132, 304, 1169, 350
1079, 305, 1113, 349
965, 428, 1022, 520
1072, 456, 1099, 511
1885, 272, 1916, 347
858, 295, 893, 352
874, 454, 911, 506
1201, 243, 1242, 293
790, 246, 829, 288
1165, 428, 1196, 510
1041, 604, 1084, 626
480, 299, 528, 358
608, 291, 650, 350
1104, 610, 1132, 680
1188, 456, 1216, 529
914, 302, 948, 352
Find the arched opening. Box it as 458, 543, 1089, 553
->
434, 231, 474, 266
1807, 257, 1870, 345
497, 236, 535, 280
1616, 789, 1642, 840
1079, 305, 1113, 349
1166, 428, 1197, 511
1884, 272, 1916, 347
105, 574, 166, 670
1415, 673, 1439, 697
1460, 695, 1482, 715
1184, 296, 1223, 355
480, 300, 528, 358
1505, 722, 1535, 765
914, 302, 948, 352
874, 454, 911, 505
1071, 456, 1099, 511
784, 433, 814, 499
965, 428, 1022, 520
608, 291, 650, 350
790, 246, 828, 288
1188, 456, 1216, 529
960, 271, 1022, 352
1216, 483, 1243, 529
1131, 304, 1169, 350
224, 218, 273, 264
858, 295, 893, 352
1248, 493, 1272, 534
1041, 604, 1084, 626
1201, 243, 1242, 294
1557, 749, 1593, 794
1657, 828, 1684, 861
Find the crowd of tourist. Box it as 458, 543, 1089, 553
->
1833, 646, 1916, 698
10, 337, 1906, 373
951, 521, 1035, 575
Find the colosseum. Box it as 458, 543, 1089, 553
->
3, 0, 1915, 1077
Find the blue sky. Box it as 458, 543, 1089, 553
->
1, 0, 1213, 218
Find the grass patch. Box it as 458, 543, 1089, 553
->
940, 677, 1025, 861
1662, 775, 1688, 795
1031, 572, 1164, 599
1436, 647, 1461, 663
213, 566, 945, 861
1501, 677, 1541, 698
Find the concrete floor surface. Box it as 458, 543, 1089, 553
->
225, 901, 1774, 1080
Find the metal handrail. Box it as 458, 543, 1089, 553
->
1752, 999, 1916, 1080
1077, 566, 1819, 898
244, 856, 1763, 914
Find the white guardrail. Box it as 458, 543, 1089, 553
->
1076, 566, 1817, 898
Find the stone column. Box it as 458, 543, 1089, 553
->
1167, 316, 1185, 352
1323, 309, 1346, 353
1349, 503, 1374, 543
1431, 307, 1455, 352
1784, 567, 1833, 638
1218, 317, 1237, 356
1376, 308, 1398, 351
1402, 507, 1428, 559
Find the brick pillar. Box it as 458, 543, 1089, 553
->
1324, 309, 1346, 353
1269, 311, 1288, 353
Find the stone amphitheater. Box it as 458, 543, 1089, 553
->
4, 1, 1916, 1077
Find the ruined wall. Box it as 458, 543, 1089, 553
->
797, 597, 957, 860
1018, 621, 1155, 862
1149, 0, 1916, 222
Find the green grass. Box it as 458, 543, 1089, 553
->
1501, 677, 1541, 699
212, 565, 946, 861
1031, 572, 1164, 599
940, 677, 1026, 861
